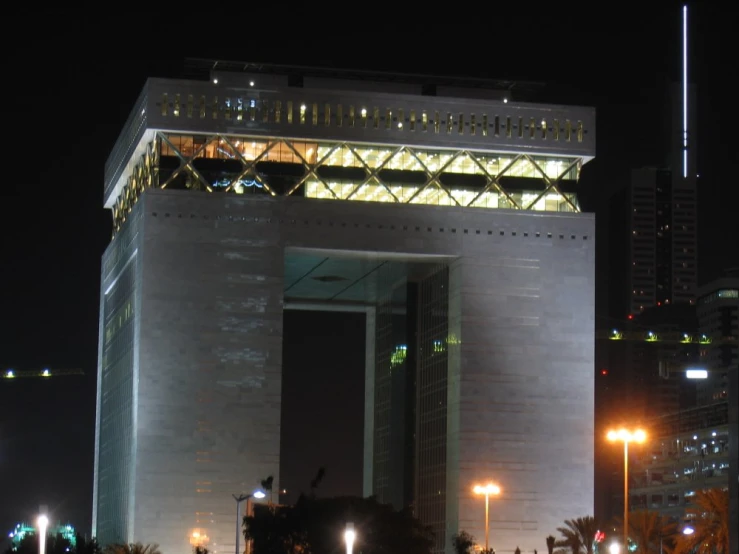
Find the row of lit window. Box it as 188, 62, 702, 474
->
160, 134, 580, 180
700, 289, 739, 304
303, 181, 577, 211
159, 93, 586, 142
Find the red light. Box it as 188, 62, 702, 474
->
657, 301, 661, 306
601, 369, 608, 376
628, 314, 633, 320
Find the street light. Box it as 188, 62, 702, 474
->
233, 490, 266, 554
473, 482, 501, 552
344, 522, 356, 554
607, 428, 646, 549
37, 515, 49, 554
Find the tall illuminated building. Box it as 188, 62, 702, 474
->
93, 61, 596, 554
628, 7, 697, 316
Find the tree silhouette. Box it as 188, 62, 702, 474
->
103, 543, 161, 554
74, 535, 102, 554
451, 531, 475, 554
309, 467, 326, 495
546, 536, 556, 554
614, 510, 676, 553
244, 494, 433, 554
673, 488, 729, 554
555, 517, 599, 554
261, 475, 275, 505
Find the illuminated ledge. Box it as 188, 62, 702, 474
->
109, 132, 585, 236
104, 78, 596, 206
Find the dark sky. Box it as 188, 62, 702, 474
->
1, 5, 737, 538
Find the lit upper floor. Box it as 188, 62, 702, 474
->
104, 62, 596, 212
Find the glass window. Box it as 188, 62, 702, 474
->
161, 93, 168, 116
187, 95, 194, 118
173, 94, 180, 117
275, 100, 282, 123
410, 110, 416, 131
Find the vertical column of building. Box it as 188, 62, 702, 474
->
629, 169, 658, 314
133, 194, 283, 554
415, 265, 450, 553
94, 206, 144, 546
371, 268, 399, 506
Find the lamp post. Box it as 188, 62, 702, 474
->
344, 523, 356, 554
607, 428, 646, 549
37, 515, 48, 554
233, 490, 266, 554
473, 483, 501, 552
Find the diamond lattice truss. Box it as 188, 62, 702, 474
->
111, 132, 583, 236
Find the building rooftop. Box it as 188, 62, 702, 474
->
182, 59, 547, 98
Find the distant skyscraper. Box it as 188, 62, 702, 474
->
627, 83, 698, 316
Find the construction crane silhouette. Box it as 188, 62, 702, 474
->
2, 367, 84, 380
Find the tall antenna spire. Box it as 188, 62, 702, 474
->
682, 4, 688, 178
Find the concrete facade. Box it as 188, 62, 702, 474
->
96, 187, 594, 554
95, 66, 597, 554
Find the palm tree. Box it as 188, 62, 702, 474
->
674, 488, 729, 554
103, 544, 161, 554
546, 536, 556, 554
614, 510, 676, 553
555, 517, 599, 554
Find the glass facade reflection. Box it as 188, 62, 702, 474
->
96, 250, 137, 546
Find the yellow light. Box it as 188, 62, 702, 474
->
473, 483, 501, 495
606, 429, 647, 443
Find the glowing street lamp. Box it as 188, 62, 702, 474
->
473, 483, 501, 551
607, 429, 646, 548
344, 522, 356, 554
37, 515, 49, 554
233, 489, 266, 554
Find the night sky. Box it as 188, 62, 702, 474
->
1, 5, 737, 538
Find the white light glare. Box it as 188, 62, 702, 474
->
686, 369, 708, 379
609, 543, 620, 554
683, 527, 694, 535
253, 490, 266, 499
